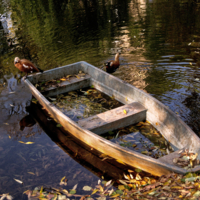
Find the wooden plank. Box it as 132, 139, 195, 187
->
41, 75, 91, 97
77, 102, 147, 135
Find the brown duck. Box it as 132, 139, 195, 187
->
105, 53, 120, 73
14, 57, 43, 77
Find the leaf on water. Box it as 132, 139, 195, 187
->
82, 186, 92, 191
8, 135, 11, 139
28, 172, 35, 175
56, 124, 62, 127
72, 184, 78, 190
62, 189, 68, 194
25, 142, 34, 144
40, 186, 43, 194
60, 176, 66, 182
57, 195, 67, 200
123, 109, 127, 114
91, 188, 99, 195
14, 178, 23, 184
105, 180, 112, 187
18, 141, 25, 144
69, 189, 76, 194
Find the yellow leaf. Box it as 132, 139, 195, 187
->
123, 109, 127, 114
75, 75, 80, 79
60, 78, 67, 81
18, 141, 25, 144
40, 186, 43, 194
91, 188, 99, 195
99, 185, 104, 192
118, 185, 125, 190
25, 142, 34, 144
62, 189, 68, 194
116, 159, 126, 165
111, 193, 120, 198
28, 172, 35, 175
136, 173, 142, 181
66, 75, 72, 78
125, 97, 128, 101
60, 176, 66, 182
8, 135, 11, 139
171, 186, 183, 190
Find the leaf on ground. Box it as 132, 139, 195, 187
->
123, 109, 127, 114
118, 185, 125, 190
119, 180, 127, 185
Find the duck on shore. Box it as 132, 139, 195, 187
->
105, 53, 120, 73
14, 57, 43, 78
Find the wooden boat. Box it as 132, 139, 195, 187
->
27, 103, 155, 182
24, 61, 200, 176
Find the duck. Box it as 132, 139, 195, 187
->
105, 53, 120, 73
14, 57, 43, 78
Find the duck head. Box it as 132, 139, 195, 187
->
14, 57, 20, 64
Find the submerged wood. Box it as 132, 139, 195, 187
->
24, 61, 200, 176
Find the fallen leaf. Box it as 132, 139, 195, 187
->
28, 172, 35, 175
14, 178, 23, 184
123, 109, 127, 114
82, 186, 92, 191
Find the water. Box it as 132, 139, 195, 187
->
1, 0, 200, 199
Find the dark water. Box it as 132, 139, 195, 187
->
1, 0, 200, 199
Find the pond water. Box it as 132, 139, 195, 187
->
1, 0, 200, 199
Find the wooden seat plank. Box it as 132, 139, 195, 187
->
42, 75, 91, 97
77, 102, 147, 135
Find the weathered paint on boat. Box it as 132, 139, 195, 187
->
24, 61, 200, 176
